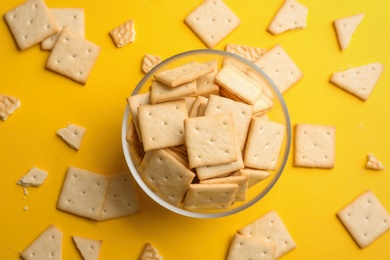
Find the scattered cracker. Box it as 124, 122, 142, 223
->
337, 190, 390, 248
0, 94, 20, 121
226, 233, 276, 260
268, 0, 308, 35
142, 54, 162, 74
20, 225, 63, 260
365, 153, 385, 170
57, 123, 86, 151
333, 13, 364, 51
184, 0, 240, 48
330, 62, 384, 101
109, 19, 136, 48
225, 43, 267, 63
293, 123, 336, 168
46, 29, 101, 85
4, 0, 59, 50
139, 243, 163, 260
17, 166, 48, 187
238, 210, 296, 258
73, 236, 102, 260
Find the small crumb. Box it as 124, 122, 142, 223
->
23, 206, 28, 211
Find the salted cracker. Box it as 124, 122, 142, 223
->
184, 113, 238, 169
330, 62, 384, 101
17, 166, 48, 187
127, 92, 151, 142
139, 243, 163, 260
184, 0, 240, 48
142, 54, 162, 74
200, 175, 248, 202
183, 183, 238, 210
109, 19, 136, 48
233, 168, 270, 188
57, 123, 86, 150
244, 117, 285, 170
0, 94, 20, 121
225, 43, 267, 63
334, 13, 364, 51
267, 0, 308, 35
137, 99, 188, 151
46, 29, 101, 85
365, 153, 385, 170
41, 8, 85, 50
254, 44, 303, 94
142, 149, 195, 207
238, 210, 296, 259
4, 0, 59, 50
20, 225, 62, 260
226, 233, 276, 260
99, 171, 140, 221
337, 190, 390, 248
150, 80, 197, 104
293, 123, 336, 168
195, 60, 220, 97
73, 236, 102, 260
57, 167, 110, 221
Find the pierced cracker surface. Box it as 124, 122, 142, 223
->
0, 94, 20, 120
150, 80, 197, 104
334, 13, 364, 51
139, 243, 163, 260
73, 236, 102, 260
184, 0, 240, 48
17, 166, 48, 187
226, 233, 276, 260
337, 190, 390, 248
200, 175, 249, 202
57, 123, 86, 150
109, 19, 136, 48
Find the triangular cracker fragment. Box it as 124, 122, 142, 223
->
17, 166, 48, 187
254, 44, 303, 94
73, 236, 102, 260
293, 124, 336, 168
334, 13, 364, 51
109, 19, 136, 48
238, 210, 297, 259
46, 29, 101, 85
330, 62, 384, 101
142, 54, 162, 74
337, 190, 390, 248
226, 233, 276, 260
365, 153, 385, 170
57, 123, 86, 150
0, 94, 20, 121
184, 0, 241, 48
183, 183, 238, 210
139, 243, 163, 260
268, 0, 308, 35
20, 225, 63, 260
4, 0, 60, 50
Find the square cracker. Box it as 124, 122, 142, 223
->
294, 123, 336, 168
46, 29, 101, 85
184, 0, 240, 48
0, 94, 20, 120
184, 113, 238, 169
200, 175, 248, 202
4, 0, 59, 50
238, 210, 296, 259
337, 190, 390, 248
57, 167, 110, 221
138, 99, 188, 151
226, 233, 276, 260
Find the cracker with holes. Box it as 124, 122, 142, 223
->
200, 175, 248, 202
330, 62, 384, 101
73, 236, 102, 260
254, 44, 303, 94
99, 171, 140, 221
150, 80, 197, 104
57, 123, 86, 150
244, 117, 285, 170
139, 243, 163, 260
184, 0, 240, 48
226, 233, 276, 260
46, 29, 101, 85
268, 0, 308, 35
41, 8, 85, 50
0, 94, 20, 121
294, 123, 335, 168
337, 190, 390, 248
232, 168, 270, 188
238, 210, 296, 258
109, 19, 136, 48
4, 0, 59, 50
142, 54, 162, 74
142, 149, 195, 207
17, 166, 48, 187
127, 92, 151, 142
138, 99, 188, 151
334, 13, 364, 51
57, 167, 110, 221
20, 225, 63, 260
185, 113, 238, 169
183, 183, 238, 210
365, 153, 385, 170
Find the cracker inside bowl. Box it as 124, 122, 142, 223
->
122, 49, 291, 218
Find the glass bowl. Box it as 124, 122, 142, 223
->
122, 49, 291, 218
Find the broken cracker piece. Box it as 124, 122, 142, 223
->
57, 123, 86, 150
17, 166, 48, 187
334, 13, 364, 51
109, 19, 136, 48
0, 94, 20, 121
268, 0, 308, 35
366, 153, 385, 170
139, 243, 163, 260
73, 236, 102, 260
142, 54, 162, 74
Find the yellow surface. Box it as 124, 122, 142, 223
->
1, 0, 390, 259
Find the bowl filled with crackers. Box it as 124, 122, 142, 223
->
122, 49, 291, 218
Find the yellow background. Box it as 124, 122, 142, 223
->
1, 0, 390, 259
